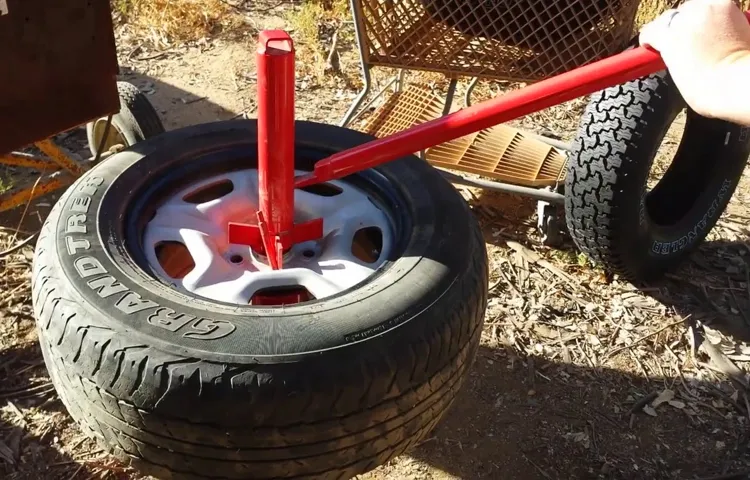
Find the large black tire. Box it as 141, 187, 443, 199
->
32, 120, 489, 479
86, 81, 166, 157
565, 70, 750, 282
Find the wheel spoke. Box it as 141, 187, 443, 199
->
149, 202, 222, 238
180, 232, 244, 299
179, 170, 259, 231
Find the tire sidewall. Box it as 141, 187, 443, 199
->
566, 71, 750, 280
633, 101, 750, 275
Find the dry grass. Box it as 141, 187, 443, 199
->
286, 0, 351, 78
637, 0, 750, 27
636, 0, 676, 28
112, 0, 244, 48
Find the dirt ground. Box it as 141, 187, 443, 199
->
2, 2, 750, 479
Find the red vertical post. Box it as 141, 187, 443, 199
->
257, 30, 296, 269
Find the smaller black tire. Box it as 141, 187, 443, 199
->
86, 81, 165, 157
565, 70, 750, 282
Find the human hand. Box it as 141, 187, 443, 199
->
639, 0, 750, 121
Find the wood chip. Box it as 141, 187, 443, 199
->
700, 341, 749, 390
651, 389, 675, 408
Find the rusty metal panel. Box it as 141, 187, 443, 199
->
0, 0, 120, 154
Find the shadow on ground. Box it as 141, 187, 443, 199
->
0, 343, 108, 480
402, 344, 750, 480
640, 238, 750, 344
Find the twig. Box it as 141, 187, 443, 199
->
707, 384, 748, 416
67, 464, 84, 480
497, 261, 521, 295
325, 27, 341, 74
135, 50, 173, 61
0, 231, 39, 258
0, 381, 53, 399
521, 452, 552, 479
182, 96, 207, 105
7, 401, 28, 428
0, 226, 33, 236
629, 348, 650, 383
14, 175, 42, 237
216, 0, 247, 11
253, 0, 287, 13
628, 391, 659, 415
700, 341, 749, 390
125, 44, 142, 61
604, 317, 688, 360
695, 470, 750, 480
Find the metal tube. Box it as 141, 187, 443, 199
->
35, 139, 86, 176
530, 133, 573, 152
443, 78, 458, 116
339, 0, 372, 128
464, 77, 479, 108
256, 30, 296, 267
439, 170, 565, 204
0, 152, 57, 170
343, 76, 397, 128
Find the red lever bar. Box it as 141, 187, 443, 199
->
296, 11, 750, 188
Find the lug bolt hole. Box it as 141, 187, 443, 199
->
229, 254, 244, 264
302, 249, 315, 258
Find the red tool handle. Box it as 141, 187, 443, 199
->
296, 10, 750, 188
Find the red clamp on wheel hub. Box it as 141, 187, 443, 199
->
228, 30, 323, 270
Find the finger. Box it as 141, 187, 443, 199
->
639, 8, 680, 49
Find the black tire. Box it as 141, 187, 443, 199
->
86, 81, 165, 157
32, 120, 489, 479
565, 70, 750, 282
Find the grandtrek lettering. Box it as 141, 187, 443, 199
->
115, 292, 159, 314
64, 176, 104, 253
651, 178, 732, 255
148, 308, 196, 332
63, 175, 236, 340
66, 236, 90, 255
74, 256, 107, 278
88, 276, 128, 298
183, 318, 236, 340
147, 308, 235, 339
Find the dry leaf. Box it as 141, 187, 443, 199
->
643, 405, 658, 417
667, 400, 686, 409
651, 389, 675, 408
563, 432, 590, 449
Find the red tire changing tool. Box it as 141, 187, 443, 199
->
228, 31, 323, 270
